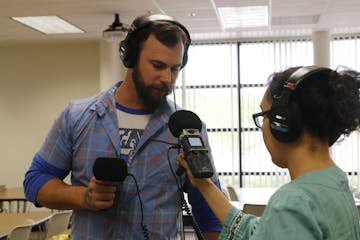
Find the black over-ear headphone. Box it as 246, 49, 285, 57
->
268, 65, 332, 143
119, 14, 191, 69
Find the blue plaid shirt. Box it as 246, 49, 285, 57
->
24, 82, 222, 239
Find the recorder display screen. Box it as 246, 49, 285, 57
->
187, 137, 203, 147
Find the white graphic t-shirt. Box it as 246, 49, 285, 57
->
115, 102, 152, 164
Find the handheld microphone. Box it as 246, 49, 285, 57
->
93, 157, 128, 181
168, 110, 214, 178
92, 157, 150, 238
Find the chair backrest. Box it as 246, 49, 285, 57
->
44, 211, 72, 240
221, 186, 231, 200
7, 224, 32, 240
242, 203, 266, 217
226, 185, 239, 201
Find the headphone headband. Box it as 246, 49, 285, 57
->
285, 66, 331, 90
130, 14, 179, 31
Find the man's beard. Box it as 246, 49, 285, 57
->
132, 67, 172, 109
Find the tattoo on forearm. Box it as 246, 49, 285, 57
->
84, 188, 92, 209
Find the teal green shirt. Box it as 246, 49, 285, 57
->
220, 166, 360, 239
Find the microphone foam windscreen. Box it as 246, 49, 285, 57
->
168, 110, 202, 137
93, 157, 128, 181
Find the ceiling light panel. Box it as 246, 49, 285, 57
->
218, 6, 269, 29
11, 16, 84, 34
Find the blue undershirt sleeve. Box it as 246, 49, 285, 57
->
23, 153, 68, 206
185, 178, 223, 232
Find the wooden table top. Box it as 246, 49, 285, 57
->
0, 187, 26, 201
0, 212, 52, 238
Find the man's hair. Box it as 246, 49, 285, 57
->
132, 16, 189, 51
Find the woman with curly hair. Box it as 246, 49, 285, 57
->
178, 65, 360, 239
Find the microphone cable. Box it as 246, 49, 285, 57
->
150, 135, 206, 239
128, 173, 150, 240
180, 195, 204, 240
173, 78, 198, 238
164, 144, 205, 240
172, 88, 178, 111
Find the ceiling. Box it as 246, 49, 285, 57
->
1, 0, 360, 44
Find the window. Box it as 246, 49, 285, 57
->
173, 43, 239, 187
172, 36, 359, 189
239, 39, 313, 187
172, 39, 313, 188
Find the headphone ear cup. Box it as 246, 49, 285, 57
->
269, 102, 303, 142
119, 35, 138, 68
119, 38, 129, 67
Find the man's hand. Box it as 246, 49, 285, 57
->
84, 177, 117, 211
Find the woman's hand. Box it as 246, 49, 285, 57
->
177, 153, 232, 225
176, 153, 208, 188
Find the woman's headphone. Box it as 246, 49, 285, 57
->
119, 14, 191, 69
268, 66, 333, 142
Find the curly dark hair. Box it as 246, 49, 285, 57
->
266, 66, 360, 144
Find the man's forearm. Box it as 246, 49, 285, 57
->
36, 178, 87, 210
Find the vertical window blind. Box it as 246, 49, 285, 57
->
238, 39, 313, 188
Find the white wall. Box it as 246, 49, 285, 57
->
0, 40, 102, 187
99, 40, 126, 91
